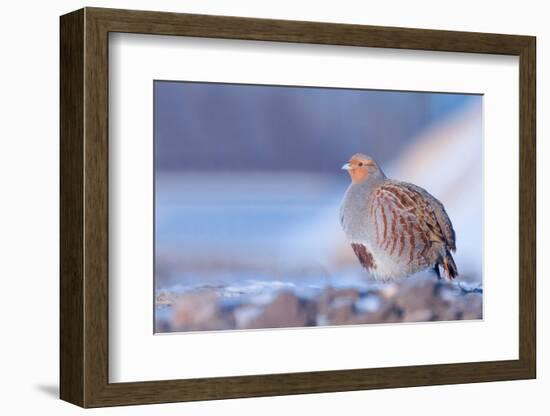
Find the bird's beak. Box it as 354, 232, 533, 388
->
341, 163, 352, 170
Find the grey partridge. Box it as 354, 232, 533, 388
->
340, 153, 458, 281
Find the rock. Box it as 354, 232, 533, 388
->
156, 276, 483, 332
325, 302, 355, 325
336, 288, 361, 301
302, 298, 318, 326
315, 287, 336, 317
457, 292, 483, 320
394, 276, 437, 313
402, 309, 433, 322
233, 305, 264, 329
171, 291, 234, 331
350, 303, 400, 324
315, 287, 361, 325
245, 291, 308, 329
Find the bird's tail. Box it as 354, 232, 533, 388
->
443, 249, 458, 279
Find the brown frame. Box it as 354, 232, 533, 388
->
60, 7, 536, 408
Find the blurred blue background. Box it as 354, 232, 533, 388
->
154, 81, 483, 331
155, 82, 473, 173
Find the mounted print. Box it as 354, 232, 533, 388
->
154, 81, 483, 333
60, 7, 536, 408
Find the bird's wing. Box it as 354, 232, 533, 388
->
368, 181, 455, 264
400, 182, 456, 251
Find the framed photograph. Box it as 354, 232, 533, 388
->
60, 7, 536, 407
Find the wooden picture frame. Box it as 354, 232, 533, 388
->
60, 7, 536, 408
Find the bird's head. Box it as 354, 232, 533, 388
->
341, 153, 384, 183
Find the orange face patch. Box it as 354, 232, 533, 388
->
347, 158, 375, 183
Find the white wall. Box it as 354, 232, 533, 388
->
0, 0, 545, 414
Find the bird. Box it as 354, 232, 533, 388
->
339, 153, 458, 281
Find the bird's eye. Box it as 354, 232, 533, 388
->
358, 162, 363, 166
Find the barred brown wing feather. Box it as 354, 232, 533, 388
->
368, 182, 454, 266
398, 182, 456, 251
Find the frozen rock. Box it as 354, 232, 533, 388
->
245, 291, 308, 329
402, 309, 433, 322
233, 305, 264, 329
171, 291, 234, 331
394, 276, 437, 313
